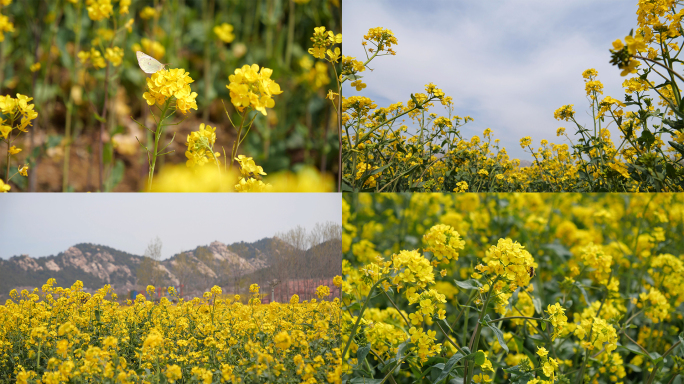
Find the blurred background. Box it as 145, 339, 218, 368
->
0, 0, 340, 191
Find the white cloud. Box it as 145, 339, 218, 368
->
343, 0, 637, 159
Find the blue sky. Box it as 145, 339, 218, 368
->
0, 194, 341, 260
342, 0, 637, 160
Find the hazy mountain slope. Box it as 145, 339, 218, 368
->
0, 239, 276, 295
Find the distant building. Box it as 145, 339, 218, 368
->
261, 278, 340, 304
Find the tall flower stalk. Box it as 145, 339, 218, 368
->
307, 26, 342, 190
223, 63, 283, 169
62, 0, 83, 191
134, 68, 198, 190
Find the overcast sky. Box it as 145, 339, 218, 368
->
342, 0, 637, 160
0, 194, 341, 260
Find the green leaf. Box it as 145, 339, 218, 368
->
453, 279, 482, 290
106, 160, 125, 192
368, 164, 391, 177
356, 165, 390, 190
487, 324, 509, 353
433, 352, 465, 384
395, 338, 412, 361
472, 350, 486, 366
638, 128, 655, 149
342, 302, 361, 312
357, 342, 371, 365
669, 141, 684, 157
541, 243, 572, 259
348, 378, 384, 384
411, 93, 423, 109
650, 353, 663, 364
620, 343, 647, 357
103, 142, 114, 165
111, 124, 126, 137
532, 297, 542, 315
341, 180, 354, 192
46, 134, 63, 148
344, 73, 364, 81
666, 163, 677, 179
574, 282, 590, 305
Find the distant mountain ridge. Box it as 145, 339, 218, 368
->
0, 238, 279, 297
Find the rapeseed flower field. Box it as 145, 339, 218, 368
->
341, 193, 684, 383
0, 280, 343, 383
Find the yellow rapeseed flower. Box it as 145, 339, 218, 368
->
104, 47, 123, 66
139, 6, 156, 20
87, 0, 113, 21
0, 14, 15, 42
185, 123, 220, 167
142, 68, 198, 114
214, 23, 235, 43
226, 64, 283, 116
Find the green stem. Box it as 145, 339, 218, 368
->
99, 62, 111, 192
0, 39, 4, 90
465, 288, 494, 384
5, 130, 10, 182
36, 341, 41, 369
340, 277, 389, 362
148, 101, 171, 190
230, 109, 248, 169
265, 0, 274, 58
62, 1, 81, 192
381, 290, 409, 328
285, 0, 295, 68
202, 0, 215, 121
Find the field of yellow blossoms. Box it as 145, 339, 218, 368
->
0, 280, 343, 383
341, 193, 684, 384
0, 0, 340, 192
342, 0, 684, 192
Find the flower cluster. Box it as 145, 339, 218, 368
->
104, 46, 123, 66
476, 238, 536, 291
234, 155, 272, 192
86, 0, 113, 21
308, 26, 342, 59
133, 38, 165, 60
0, 11, 14, 43
214, 23, 235, 43
142, 68, 198, 114
185, 123, 221, 167
1, 93, 38, 190
226, 64, 283, 116
422, 224, 465, 262
78, 48, 107, 69
0, 93, 38, 137
363, 27, 398, 55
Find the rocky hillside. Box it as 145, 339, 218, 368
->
0, 239, 277, 300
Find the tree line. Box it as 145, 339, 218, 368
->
135, 222, 342, 302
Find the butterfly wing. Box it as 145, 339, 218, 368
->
136, 51, 165, 74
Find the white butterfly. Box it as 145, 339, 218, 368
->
136, 51, 167, 74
